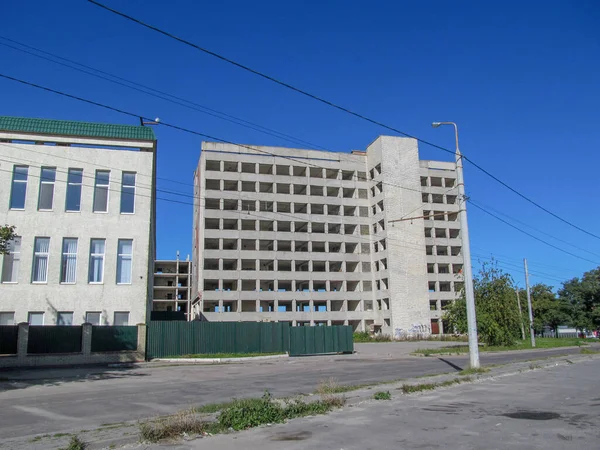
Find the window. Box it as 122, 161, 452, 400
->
57, 312, 73, 326
86, 312, 101, 325
28, 312, 44, 325
113, 312, 130, 326
38, 167, 56, 210
120, 172, 136, 213
65, 169, 83, 211
93, 170, 110, 212
0, 312, 15, 325
89, 239, 106, 283
60, 238, 78, 284
32, 237, 50, 283
117, 239, 133, 284
10, 165, 28, 209
1, 236, 21, 283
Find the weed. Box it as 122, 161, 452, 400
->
400, 377, 471, 394
373, 391, 392, 400
529, 363, 542, 370
580, 347, 600, 355
53, 433, 72, 438
139, 408, 206, 443
316, 377, 369, 394
60, 435, 87, 450
195, 401, 236, 414
458, 367, 490, 376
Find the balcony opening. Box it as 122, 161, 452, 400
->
276, 183, 291, 194
448, 212, 458, 221
422, 193, 429, 203
204, 238, 219, 250
241, 239, 256, 250
277, 202, 291, 213
453, 264, 463, 274
328, 223, 341, 234
296, 280, 310, 291
449, 228, 460, 239
203, 301, 219, 312
260, 220, 274, 231
362, 261, 371, 273
276, 165, 290, 176
359, 206, 369, 217
310, 167, 322, 178
434, 210, 445, 221
295, 221, 308, 232
223, 199, 238, 211
345, 243, 358, 254
260, 201, 274, 212
437, 246, 448, 256
241, 200, 256, 212
311, 203, 324, 214
242, 280, 256, 290
426, 245, 433, 255
259, 280, 274, 291
432, 194, 444, 204
241, 259, 256, 271
259, 164, 273, 175
326, 186, 339, 197
241, 162, 255, 173
259, 182, 274, 193
328, 204, 340, 215
435, 228, 447, 238
222, 239, 237, 250
260, 260, 275, 271
222, 259, 238, 271
341, 170, 353, 181
326, 169, 339, 179
363, 281, 372, 292
312, 241, 326, 252
278, 240, 292, 251
278, 300, 292, 312
204, 279, 219, 290
446, 195, 457, 205
224, 180, 238, 191
313, 261, 326, 272
382, 298, 389, 310
343, 206, 356, 217
329, 242, 342, 253
445, 178, 456, 188
360, 225, 370, 236
241, 181, 255, 192
277, 221, 291, 232
431, 177, 443, 187
278, 260, 292, 271
427, 263, 435, 274
222, 301, 237, 312
310, 185, 324, 196
439, 282, 451, 292
312, 222, 325, 233
206, 179, 220, 190
223, 161, 238, 173
242, 300, 256, 311
293, 184, 307, 195
223, 219, 238, 230
278, 280, 292, 291
420, 176, 428, 187
206, 198, 220, 210
430, 301, 437, 311
293, 166, 306, 177
358, 189, 368, 199
331, 300, 344, 311
294, 203, 308, 214
205, 218, 219, 229
357, 171, 367, 182
259, 239, 274, 251
314, 281, 327, 292
348, 300, 361, 311
329, 261, 342, 272
241, 219, 255, 231
451, 246, 462, 256
438, 264, 450, 274
361, 243, 371, 255
344, 224, 357, 235
314, 301, 327, 312
206, 160, 220, 171
295, 260, 309, 272
346, 261, 359, 272
428, 282, 436, 292
204, 259, 219, 270
295, 241, 309, 252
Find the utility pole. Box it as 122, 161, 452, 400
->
523, 259, 536, 347
515, 288, 525, 340
432, 122, 479, 368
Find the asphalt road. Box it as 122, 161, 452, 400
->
0, 343, 594, 442
178, 357, 600, 450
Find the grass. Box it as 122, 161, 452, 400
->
167, 352, 285, 359
413, 337, 587, 356
458, 367, 490, 376
580, 347, 600, 355
140, 391, 346, 442
353, 332, 468, 343
59, 436, 87, 450
400, 377, 473, 394
373, 391, 392, 400
315, 377, 372, 394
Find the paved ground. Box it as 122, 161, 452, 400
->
156, 358, 600, 450
0, 342, 595, 443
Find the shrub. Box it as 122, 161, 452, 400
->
373, 391, 391, 400
218, 392, 285, 431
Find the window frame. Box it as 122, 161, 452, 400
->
85, 311, 101, 325
93, 170, 110, 213
113, 311, 130, 326
0, 312, 15, 325
65, 168, 83, 212
60, 238, 78, 284
9, 165, 28, 210
88, 238, 106, 284
57, 311, 74, 326
37, 167, 56, 211
120, 172, 136, 214
28, 312, 44, 325
1, 236, 21, 283
31, 237, 50, 284
116, 239, 133, 285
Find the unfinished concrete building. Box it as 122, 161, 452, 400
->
152, 253, 192, 319
192, 136, 464, 336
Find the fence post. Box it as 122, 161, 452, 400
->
82, 323, 92, 356
137, 323, 147, 358
17, 322, 29, 362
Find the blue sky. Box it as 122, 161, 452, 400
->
1, 0, 599, 289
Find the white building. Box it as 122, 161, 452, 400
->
192, 136, 465, 336
0, 116, 156, 326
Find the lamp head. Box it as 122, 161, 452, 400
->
431, 122, 442, 128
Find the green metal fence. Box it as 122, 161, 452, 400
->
27, 326, 82, 354
289, 325, 354, 356
91, 326, 138, 352
147, 321, 353, 359
0, 326, 18, 355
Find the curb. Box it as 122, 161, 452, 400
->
152, 353, 289, 364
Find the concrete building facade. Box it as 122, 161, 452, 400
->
192, 136, 464, 336
152, 253, 193, 319
0, 116, 156, 326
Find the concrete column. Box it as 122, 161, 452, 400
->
82, 323, 92, 356
16, 322, 29, 361
292, 299, 296, 312
137, 323, 147, 356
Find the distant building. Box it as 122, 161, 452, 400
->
0, 116, 156, 326
152, 253, 192, 319
192, 136, 465, 336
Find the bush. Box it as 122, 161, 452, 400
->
60, 436, 87, 450
139, 409, 206, 443
373, 391, 391, 400
218, 392, 285, 431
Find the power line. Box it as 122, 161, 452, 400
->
469, 200, 600, 265
86, 0, 600, 242
0, 36, 326, 151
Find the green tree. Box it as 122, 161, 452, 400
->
0, 225, 16, 255
559, 268, 600, 332
444, 262, 522, 346
530, 283, 572, 335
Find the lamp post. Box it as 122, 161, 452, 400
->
431, 121, 480, 368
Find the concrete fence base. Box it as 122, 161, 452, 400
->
0, 323, 146, 369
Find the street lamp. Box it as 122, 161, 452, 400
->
431, 121, 480, 369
